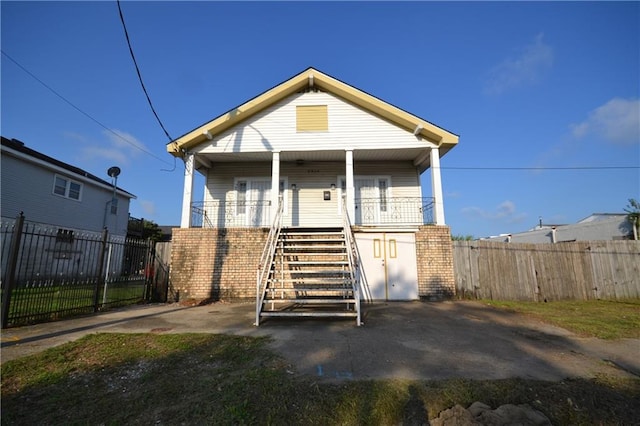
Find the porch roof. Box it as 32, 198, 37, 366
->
167, 67, 459, 158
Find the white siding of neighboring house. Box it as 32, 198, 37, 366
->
195, 91, 435, 155
485, 217, 633, 243
1, 152, 131, 236
204, 161, 421, 227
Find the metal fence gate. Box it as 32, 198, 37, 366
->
0, 213, 157, 328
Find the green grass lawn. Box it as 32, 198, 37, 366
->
6, 280, 146, 326
483, 299, 640, 339
2, 333, 639, 425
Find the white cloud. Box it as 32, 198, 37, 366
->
139, 200, 156, 216
79, 129, 149, 165
484, 33, 553, 95
462, 200, 527, 224
81, 146, 129, 164
570, 98, 640, 145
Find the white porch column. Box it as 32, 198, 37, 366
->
270, 151, 280, 221
430, 147, 446, 225
180, 152, 195, 228
345, 149, 355, 222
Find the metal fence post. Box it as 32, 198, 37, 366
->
145, 239, 154, 301
94, 228, 109, 312
1, 213, 25, 329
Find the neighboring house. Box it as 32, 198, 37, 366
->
1, 136, 135, 237
166, 67, 459, 324
482, 213, 634, 243
1, 136, 138, 282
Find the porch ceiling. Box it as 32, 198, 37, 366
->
195, 147, 429, 165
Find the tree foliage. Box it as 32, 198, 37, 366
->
452, 234, 474, 241
624, 198, 640, 237
142, 220, 163, 242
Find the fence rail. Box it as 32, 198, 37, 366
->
453, 240, 640, 301
0, 214, 157, 328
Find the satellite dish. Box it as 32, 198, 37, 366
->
107, 166, 121, 178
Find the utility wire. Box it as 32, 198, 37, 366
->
1, 50, 173, 166
117, 0, 173, 142
438, 166, 639, 170
3, 50, 637, 174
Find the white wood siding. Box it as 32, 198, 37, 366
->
204, 161, 420, 227
354, 162, 421, 198
1, 154, 131, 236
196, 92, 430, 155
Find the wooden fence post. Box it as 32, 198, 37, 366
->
1, 213, 25, 329
93, 228, 109, 312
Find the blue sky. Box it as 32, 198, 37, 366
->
2, 1, 639, 238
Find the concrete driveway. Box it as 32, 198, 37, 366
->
1, 301, 638, 382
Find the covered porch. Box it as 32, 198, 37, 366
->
179, 147, 446, 229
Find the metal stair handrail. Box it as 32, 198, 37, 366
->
255, 197, 284, 325
342, 198, 362, 326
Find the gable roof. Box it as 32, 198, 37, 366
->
1, 136, 136, 199
167, 67, 459, 157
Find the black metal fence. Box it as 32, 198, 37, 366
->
0, 213, 158, 328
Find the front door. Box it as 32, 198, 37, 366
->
355, 232, 418, 301
355, 178, 378, 224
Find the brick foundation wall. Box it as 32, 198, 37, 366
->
415, 225, 455, 300
170, 225, 455, 303
169, 228, 268, 302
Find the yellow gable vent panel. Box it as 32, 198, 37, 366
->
296, 105, 328, 132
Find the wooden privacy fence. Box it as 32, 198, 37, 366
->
453, 240, 640, 301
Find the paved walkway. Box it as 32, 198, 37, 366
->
1, 301, 638, 382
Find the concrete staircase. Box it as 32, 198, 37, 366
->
257, 227, 360, 324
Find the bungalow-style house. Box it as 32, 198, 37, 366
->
167, 68, 459, 325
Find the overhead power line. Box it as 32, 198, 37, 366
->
1, 50, 173, 166
116, 0, 173, 142
439, 166, 639, 170
3, 51, 637, 174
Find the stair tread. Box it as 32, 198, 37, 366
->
280, 231, 344, 235
280, 241, 346, 244
267, 280, 354, 285
260, 312, 358, 318
266, 287, 354, 292
276, 251, 348, 257
285, 260, 349, 265
263, 298, 356, 304
271, 269, 349, 273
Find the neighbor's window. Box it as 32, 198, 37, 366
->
53, 175, 82, 201
296, 105, 328, 132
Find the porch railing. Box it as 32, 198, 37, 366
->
255, 198, 284, 326
190, 197, 434, 228
354, 197, 434, 226
191, 200, 272, 228
341, 199, 362, 326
